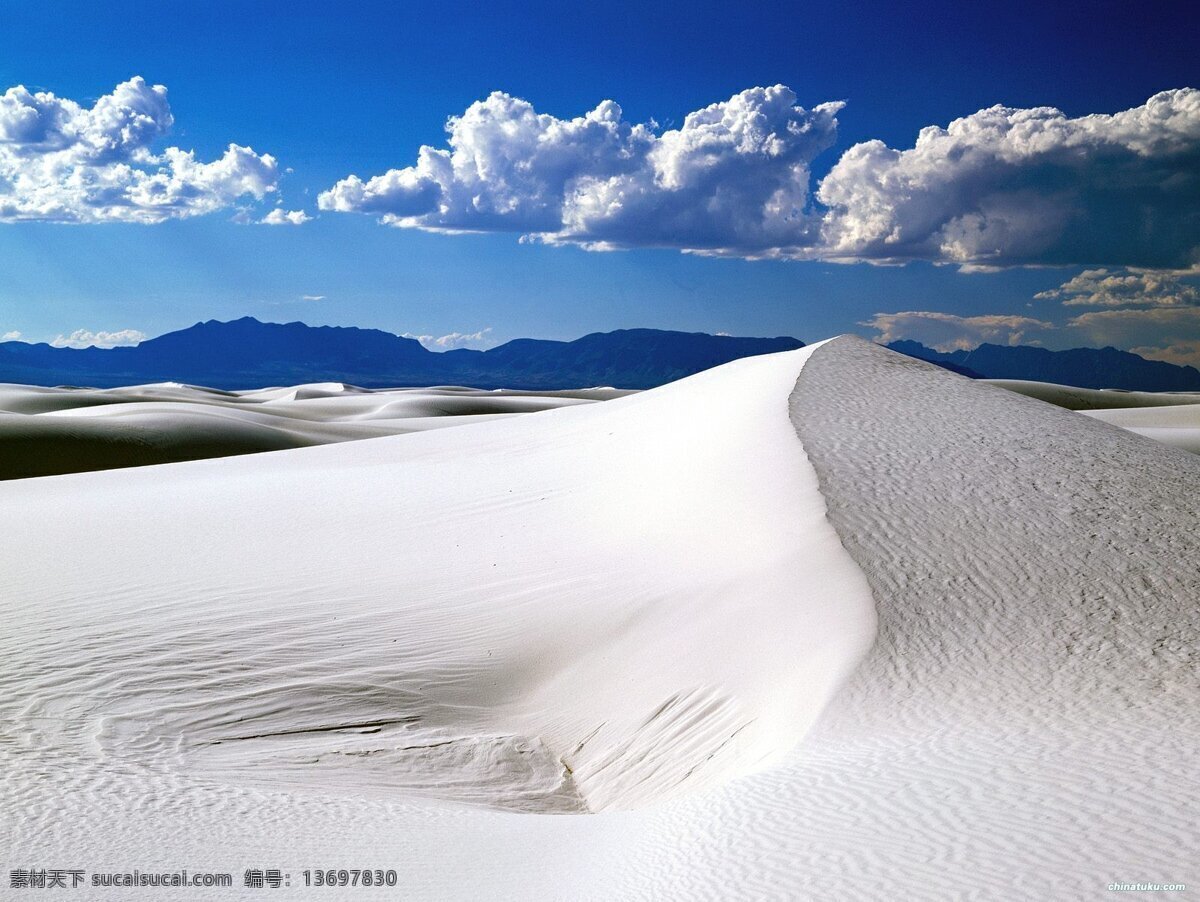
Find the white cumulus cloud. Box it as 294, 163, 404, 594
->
1034, 267, 1200, 307
321, 86, 1200, 267
2, 330, 21, 341
260, 208, 311, 226
818, 89, 1200, 268
50, 328, 147, 348
0, 77, 279, 223
861, 311, 1055, 351
319, 86, 842, 256
429, 328, 492, 348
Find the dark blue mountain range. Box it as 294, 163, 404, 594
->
4, 318, 1196, 391
888, 340, 1200, 392
0, 317, 804, 390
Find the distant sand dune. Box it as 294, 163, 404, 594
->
4, 368, 1197, 483
983, 378, 1200, 410
0, 382, 629, 479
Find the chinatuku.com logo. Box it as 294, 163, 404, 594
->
1108, 881, 1187, 892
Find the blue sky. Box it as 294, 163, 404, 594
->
0, 0, 1197, 361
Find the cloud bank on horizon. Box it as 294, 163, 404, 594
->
320, 85, 1200, 270
860, 312, 1056, 352
0, 77, 278, 223
401, 327, 494, 350
861, 267, 1200, 362
50, 328, 147, 349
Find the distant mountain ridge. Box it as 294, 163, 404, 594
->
888, 340, 1200, 392
6, 319, 1196, 391
0, 317, 804, 390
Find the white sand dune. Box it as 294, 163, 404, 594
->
1080, 403, 1200, 455
2, 338, 1197, 900
983, 378, 1200, 455
779, 339, 1200, 898
984, 377, 1200, 410
0, 382, 628, 479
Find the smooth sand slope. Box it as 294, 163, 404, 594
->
1, 344, 876, 897
2, 338, 1197, 900
0, 382, 626, 479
